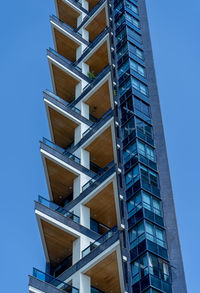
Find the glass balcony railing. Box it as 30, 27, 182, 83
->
82, 108, 113, 137
48, 48, 82, 72
71, 65, 111, 106
91, 286, 105, 293
82, 161, 115, 191
42, 137, 80, 164
75, 27, 109, 65
77, 0, 106, 31
82, 226, 118, 257
44, 90, 81, 114
38, 196, 80, 223
32, 268, 79, 293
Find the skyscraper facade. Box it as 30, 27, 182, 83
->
29, 0, 187, 292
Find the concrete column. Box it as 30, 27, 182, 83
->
72, 233, 90, 263
72, 272, 91, 293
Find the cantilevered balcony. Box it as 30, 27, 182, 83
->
78, 0, 108, 42
29, 268, 109, 293
54, 0, 87, 29
70, 109, 116, 169
65, 161, 119, 230
43, 90, 92, 149
50, 15, 89, 47
35, 198, 102, 277
75, 27, 111, 76
54, 226, 124, 292
37, 196, 112, 236
50, 17, 85, 63
40, 138, 96, 205
47, 48, 90, 103
29, 268, 79, 293
72, 66, 113, 119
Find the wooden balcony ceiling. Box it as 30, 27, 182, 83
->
86, 126, 114, 168
49, 107, 78, 149
52, 64, 79, 103
57, 0, 80, 28
85, 182, 117, 228
41, 220, 76, 266
86, 8, 107, 42
86, 251, 120, 293
54, 29, 79, 62
86, 42, 109, 75
87, 0, 100, 11
85, 80, 111, 119
45, 158, 77, 205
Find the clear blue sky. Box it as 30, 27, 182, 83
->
0, 0, 199, 292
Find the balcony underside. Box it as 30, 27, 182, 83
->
51, 64, 79, 103
85, 182, 117, 228
44, 158, 77, 205
85, 41, 109, 76
53, 28, 79, 62
85, 8, 107, 41
87, 0, 99, 11
56, 0, 80, 28
40, 219, 76, 267
85, 79, 112, 119
48, 107, 78, 149
85, 126, 114, 168
85, 251, 121, 293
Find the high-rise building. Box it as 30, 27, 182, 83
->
28, 0, 187, 292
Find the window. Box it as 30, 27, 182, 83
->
137, 141, 155, 162
127, 27, 142, 44
118, 60, 129, 77
134, 97, 151, 122
127, 190, 162, 218
116, 28, 127, 45
129, 221, 145, 248
126, 13, 140, 28
121, 97, 134, 123
126, 1, 138, 15
129, 42, 144, 60
136, 117, 153, 139
148, 254, 170, 282
122, 117, 135, 138
143, 191, 162, 216
145, 221, 166, 248
119, 78, 131, 97
132, 253, 170, 285
115, 14, 125, 29
130, 59, 145, 77
125, 165, 139, 189
140, 165, 159, 187
129, 220, 166, 249
127, 192, 142, 215
123, 141, 137, 163
132, 77, 148, 96
114, 2, 123, 16
131, 254, 148, 284
117, 44, 128, 61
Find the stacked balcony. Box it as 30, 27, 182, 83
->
29, 0, 126, 293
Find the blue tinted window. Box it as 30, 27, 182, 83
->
126, 1, 138, 15
126, 13, 140, 28
130, 59, 145, 77
125, 165, 139, 189
132, 77, 148, 96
